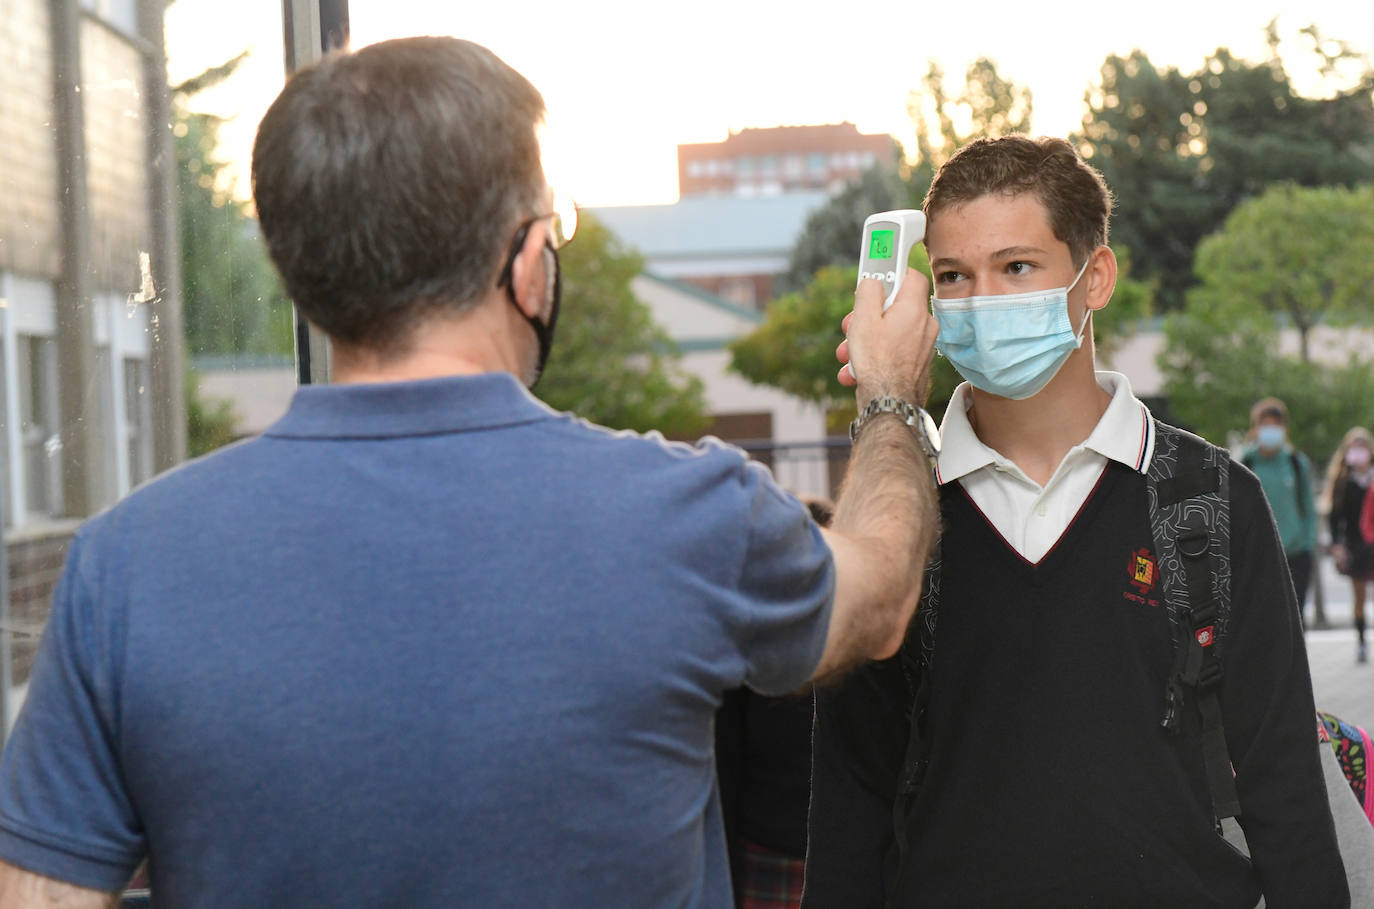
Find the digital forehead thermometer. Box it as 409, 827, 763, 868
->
857, 209, 926, 311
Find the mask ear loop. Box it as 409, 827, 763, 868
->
1069, 254, 1095, 347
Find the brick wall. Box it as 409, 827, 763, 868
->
0, 0, 62, 279
82, 17, 151, 291
6, 522, 79, 686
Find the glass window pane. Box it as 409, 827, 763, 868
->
3, 0, 294, 729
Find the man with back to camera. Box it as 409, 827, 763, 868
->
804, 136, 1348, 907
0, 37, 943, 907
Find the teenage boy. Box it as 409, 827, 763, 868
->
804, 136, 1347, 908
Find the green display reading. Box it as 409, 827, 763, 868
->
869, 229, 895, 260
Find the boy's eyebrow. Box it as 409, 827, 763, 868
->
930, 246, 1050, 271
991, 245, 1051, 259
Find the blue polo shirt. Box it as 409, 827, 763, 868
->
0, 373, 834, 907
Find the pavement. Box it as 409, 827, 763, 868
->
1303, 552, 1373, 725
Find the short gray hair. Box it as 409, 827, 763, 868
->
252, 37, 547, 353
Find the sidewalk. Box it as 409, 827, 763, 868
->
1304, 552, 1373, 724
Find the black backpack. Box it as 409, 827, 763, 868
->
889, 420, 1239, 880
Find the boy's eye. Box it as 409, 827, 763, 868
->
1007, 261, 1032, 276
935, 270, 965, 284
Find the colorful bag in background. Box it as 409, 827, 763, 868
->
1319, 711, 1374, 828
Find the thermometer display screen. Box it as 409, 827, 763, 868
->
868, 229, 895, 260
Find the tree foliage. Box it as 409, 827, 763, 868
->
185, 367, 239, 458
778, 165, 913, 296
909, 57, 1034, 179
779, 58, 1033, 301
174, 89, 295, 358
170, 49, 294, 457
1190, 183, 1374, 361
536, 213, 710, 437
1079, 24, 1374, 309
1159, 184, 1374, 461
730, 252, 963, 428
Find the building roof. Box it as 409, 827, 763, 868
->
678, 122, 894, 156
588, 192, 827, 261
632, 272, 761, 352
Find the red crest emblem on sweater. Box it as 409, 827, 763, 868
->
1122, 549, 1162, 608
1129, 549, 1157, 595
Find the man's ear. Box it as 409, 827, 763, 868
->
508, 221, 549, 320
1085, 245, 1118, 312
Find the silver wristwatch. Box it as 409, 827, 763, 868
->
849, 395, 941, 463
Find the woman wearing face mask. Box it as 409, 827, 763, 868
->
1322, 427, 1374, 663
1241, 398, 1319, 628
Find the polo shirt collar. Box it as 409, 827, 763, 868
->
934, 371, 1154, 485
265, 371, 560, 440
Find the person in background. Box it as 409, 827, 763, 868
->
717, 497, 833, 909
1362, 480, 1374, 571
1241, 397, 1319, 626
1321, 427, 1374, 662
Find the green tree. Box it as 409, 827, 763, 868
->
909, 57, 1034, 179
536, 213, 709, 436
780, 58, 1032, 300
730, 251, 963, 429
1079, 25, 1374, 309
172, 56, 295, 357
166, 48, 295, 457
1159, 184, 1374, 460
185, 367, 239, 458
1190, 184, 1374, 362
778, 164, 912, 296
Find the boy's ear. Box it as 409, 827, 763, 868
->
1086, 246, 1118, 312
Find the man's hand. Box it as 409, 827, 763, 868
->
835, 268, 939, 407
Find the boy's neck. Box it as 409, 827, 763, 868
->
965, 352, 1112, 487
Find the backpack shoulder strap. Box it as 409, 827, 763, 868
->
1290, 451, 1309, 518
1147, 419, 1241, 822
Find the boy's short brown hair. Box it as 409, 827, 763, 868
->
923, 136, 1113, 267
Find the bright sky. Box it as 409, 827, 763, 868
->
164, 0, 1374, 208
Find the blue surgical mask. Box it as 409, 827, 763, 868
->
1256, 425, 1286, 450
931, 258, 1092, 400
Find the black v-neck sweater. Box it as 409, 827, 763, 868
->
806, 461, 1348, 908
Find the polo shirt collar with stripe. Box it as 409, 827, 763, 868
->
935, 371, 1155, 487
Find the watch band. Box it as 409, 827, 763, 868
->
849, 395, 941, 462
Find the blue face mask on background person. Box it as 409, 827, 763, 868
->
1256, 424, 1287, 450
932, 258, 1093, 400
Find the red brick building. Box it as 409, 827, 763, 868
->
677, 122, 898, 198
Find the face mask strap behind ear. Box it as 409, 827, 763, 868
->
1069, 254, 1094, 344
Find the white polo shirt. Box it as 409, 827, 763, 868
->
935, 371, 1156, 564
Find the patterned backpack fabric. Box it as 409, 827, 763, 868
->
1319, 711, 1374, 828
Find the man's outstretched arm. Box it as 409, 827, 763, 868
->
811, 268, 940, 680
0, 860, 117, 909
